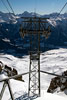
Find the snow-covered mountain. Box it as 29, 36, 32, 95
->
0, 11, 67, 24
0, 11, 67, 55
0, 11, 67, 100
0, 11, 41, 23
0, 48, 67, 99
0, 11, 17, 23
17, 11, 41, 18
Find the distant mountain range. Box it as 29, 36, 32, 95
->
0, 11, 67, 23
0, 11, 67, 55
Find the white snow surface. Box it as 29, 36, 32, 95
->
0, 48, 67, 100
35, 92, 67, 100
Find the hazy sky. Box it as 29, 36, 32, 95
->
0, 0, 67, 14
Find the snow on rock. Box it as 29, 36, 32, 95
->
48, 19, 57, 26
2, 38, 10, 43
47, 70, 67, 93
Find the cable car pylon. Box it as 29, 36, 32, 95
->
20, 16, 50, 97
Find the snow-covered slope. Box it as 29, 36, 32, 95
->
35, 92, 67, 100
0, 11, 17, 23
0, 48, 67, 100
0, 11, 67, 25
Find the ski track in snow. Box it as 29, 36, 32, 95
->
0, 48, 67, 100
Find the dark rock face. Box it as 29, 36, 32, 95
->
47, 70, 67, 93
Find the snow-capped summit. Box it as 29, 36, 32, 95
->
17, 11, 41, 17
0, 11, 67, 25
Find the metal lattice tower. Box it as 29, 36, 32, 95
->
20, 17, 50, 97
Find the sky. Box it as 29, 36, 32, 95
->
0, 0, 67, 15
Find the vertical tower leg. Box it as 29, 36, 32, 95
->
0, 82, 7, 100
7, 80, 14, 100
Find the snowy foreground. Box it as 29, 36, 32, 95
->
0, 48, 67, 100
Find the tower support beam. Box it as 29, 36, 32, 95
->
20, 17, 50, 97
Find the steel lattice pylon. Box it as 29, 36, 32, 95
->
20, 17, 50, 97
28, 33, 40, 97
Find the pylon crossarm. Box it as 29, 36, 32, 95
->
21, 17, 49, 20
21, 29, 49, 34
23, 21, 48, 23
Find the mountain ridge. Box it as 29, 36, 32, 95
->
0, 11, 67, 23
0, 11, 67, 55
